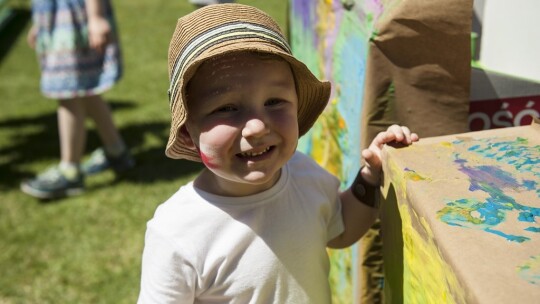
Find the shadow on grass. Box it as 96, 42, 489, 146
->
0, 8, 31, 66
0, 99, 203, 190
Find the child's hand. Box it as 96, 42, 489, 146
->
361, 125, 419, 185
27, 24, 37, 49
87, 16, 111, 54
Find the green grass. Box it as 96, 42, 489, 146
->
0, 1, 287, 303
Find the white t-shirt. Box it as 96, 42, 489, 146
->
138, 151, 344, 304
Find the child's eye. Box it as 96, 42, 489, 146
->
265, 98, 285, 106
212, 105, 237, 113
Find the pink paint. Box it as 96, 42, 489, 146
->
366, 0, 384, 18
199, 150, 218, 169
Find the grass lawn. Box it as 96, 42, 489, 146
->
0, 0, 287, 302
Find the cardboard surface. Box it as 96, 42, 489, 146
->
381, 121, 540, 303
361, 0, 472, 147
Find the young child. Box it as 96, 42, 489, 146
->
21, 0, 134, 200
138, 4, 418, 303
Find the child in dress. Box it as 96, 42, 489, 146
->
138, 4, 418, 303
22, 0, 134, 199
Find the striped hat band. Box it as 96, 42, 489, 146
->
168, 22, 291, 106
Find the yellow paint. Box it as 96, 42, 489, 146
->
338, 116, 346, 130
385, 157, 467, 303
386, 159, 410, 198
310, 98, 344, 177
441, 141, 453, 148
316, 2, 335, 79
327, 248, 353, 304
404, 170, 429, 182
437, 204, 484, 225
400, 205, 466, 303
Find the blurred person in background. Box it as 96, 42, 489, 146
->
21, 0, 134, 200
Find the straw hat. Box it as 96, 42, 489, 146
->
166, 3, 331, 161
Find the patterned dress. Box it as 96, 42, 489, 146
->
32, 0, 122, 99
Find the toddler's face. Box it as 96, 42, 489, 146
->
183, 52, 299, 196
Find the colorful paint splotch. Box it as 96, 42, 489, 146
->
400, 201, 466, 303
518, 255, 540, 285
290, 1, 402, 302
383, 125, 540, 301
437, 137, 540, 243
383, 160, 467, 303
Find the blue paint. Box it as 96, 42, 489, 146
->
518, 212, 536, 222
484, 228, 530, 243
438, 137, 540, 242
523, 180, 537, 190
334, 31, 366, 186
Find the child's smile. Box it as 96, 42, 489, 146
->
182, 52, 299, 196
237, 145, 273, 158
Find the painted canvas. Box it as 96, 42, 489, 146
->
381, 121, 540, 303
289, 1, 390, 302
289, 0, 472, 302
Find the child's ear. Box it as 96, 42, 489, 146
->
179, 125, 196, 149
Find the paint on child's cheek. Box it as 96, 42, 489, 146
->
199, 150, 218, 169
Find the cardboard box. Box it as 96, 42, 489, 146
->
380, 120, 540, 303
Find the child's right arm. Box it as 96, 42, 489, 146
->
327, 186, 380, 249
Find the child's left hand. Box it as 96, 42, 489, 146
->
87, 16, 111, 54
361, 124, 419, 185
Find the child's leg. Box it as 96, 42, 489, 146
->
81, 95, 133, 175
82, 95, 125, 156
58, 98, 87, 164
20, 99, 87, 199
